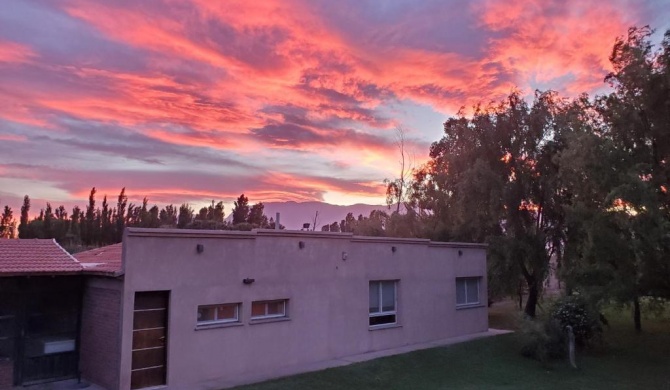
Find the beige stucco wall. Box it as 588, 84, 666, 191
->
117, 228, 487, 390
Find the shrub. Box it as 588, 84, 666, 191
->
519, 317, 566, 363
550, 294, 602, 347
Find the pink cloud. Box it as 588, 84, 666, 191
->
0, 40, 36, 64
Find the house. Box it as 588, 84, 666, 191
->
1, 228, 489, 390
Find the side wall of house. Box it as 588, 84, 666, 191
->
80, 277, 123, 390
118, 231, 487, 390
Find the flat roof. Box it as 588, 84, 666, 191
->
125, 228, 487, 249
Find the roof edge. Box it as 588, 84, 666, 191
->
124, 227, 486, 248
428, 241, 488, 249
52, 238, 83, 266
125, 227, 256, 239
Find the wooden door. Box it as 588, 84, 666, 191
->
131, 291, 168, 389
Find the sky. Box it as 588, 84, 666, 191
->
1, 0, 669, 215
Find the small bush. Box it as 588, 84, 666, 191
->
551, 294, 602, 347
519, 317, 566, 363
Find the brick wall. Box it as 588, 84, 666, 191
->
80, 279, 122, 390
0, 358, 13, 389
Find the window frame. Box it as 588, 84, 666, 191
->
455, 277, 481, 307
369, 280, 398, 327
250, 299, 288, 320
196, 303, 240, 326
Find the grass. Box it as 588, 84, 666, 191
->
234, 300, 670, 390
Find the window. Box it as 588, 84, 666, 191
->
369, 281, 397, 326
197, 303, 240, 325
251, 300, 287, 320
456, 277, 480, 306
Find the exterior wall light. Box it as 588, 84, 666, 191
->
391, 246, 397, 253
196, 244, 204, 253
299, 241, 305, 249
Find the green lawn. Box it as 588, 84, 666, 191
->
234, 303, 670, 390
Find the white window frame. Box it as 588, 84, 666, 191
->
456, 277, 481, 306
250, 299, 287, 320
196, 303, 240, 325
369, 280, 397, 327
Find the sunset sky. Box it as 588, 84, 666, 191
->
1, 0, 669, 214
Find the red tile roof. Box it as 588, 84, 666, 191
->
74, 243, 123, 276
0, 239, 82, 275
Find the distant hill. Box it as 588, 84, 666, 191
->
226, 201, 394, 230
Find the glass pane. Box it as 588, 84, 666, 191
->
197, 306, 216, 322
251, 302, 266, 317
370, 314, 396, 326
456, 279, 466, 304
267, 301, 284, 316
217, 304, 237, 320
466, 279, 479, 304
381, 281, 396, 312
369, 283, 380, 314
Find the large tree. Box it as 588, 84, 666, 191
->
560, 27, 670, 331
412, 91, 571, 317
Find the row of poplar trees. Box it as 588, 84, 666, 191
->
11, 190, 275, 250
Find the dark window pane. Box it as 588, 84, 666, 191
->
369, 314, 396, 326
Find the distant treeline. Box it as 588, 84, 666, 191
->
0, 188, 279, 251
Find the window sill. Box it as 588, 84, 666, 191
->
249, 317, 290, 325
195, 322, 243, 331
456, 303, 485, 310
369, 323, 402, 331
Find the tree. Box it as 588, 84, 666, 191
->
412, 91, 570, 317
0, 206, 15, 238
207, 201, 225, 223
18, 195, 30, 238
560, 27, 670, 331
177, 204, 194, 228
44, 202, 53, 238
248, 203, 268, 227
384, 127, 414, 213
69, 206, 82, 244
232, 194, 250, 224
159, 204, 178, 227
101, 196, 112, 244
83, 187, 97, 245
115, 188, 127, 242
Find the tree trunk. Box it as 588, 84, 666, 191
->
633, 295, 642, 333
524, 278, 539, 318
